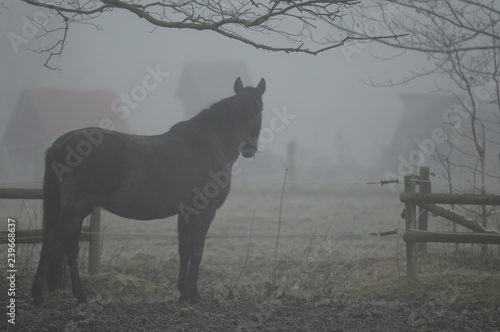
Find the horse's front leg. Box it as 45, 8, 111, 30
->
185, 208, 215, 304
177, 215, 190, 302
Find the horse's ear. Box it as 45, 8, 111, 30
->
234, 77, 244, 94
256, 78, 266, 95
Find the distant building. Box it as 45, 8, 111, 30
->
381, 94, 500, 179
176, 61, 251, 119
0, 89, 132, 184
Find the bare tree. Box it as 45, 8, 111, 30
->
6, 0, 407, 70
335, 0, 500, 235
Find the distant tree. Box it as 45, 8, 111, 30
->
8, 0, 406, 69
335, 0, 500, 234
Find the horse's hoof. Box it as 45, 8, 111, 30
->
31, 292, 45, 307
190, 293, 202, 304
178, 294, 190, 303
77, 295, 88, 305
76, 299, 88, 307
32, 298, 44, 308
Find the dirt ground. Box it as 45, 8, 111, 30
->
3, 254, 500, 332
2, 282, 499, 332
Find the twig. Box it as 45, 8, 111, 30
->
230, 210, 255, 296
325, 178, 359, 239
272, 166, 288, 286
299, 230, 317, 297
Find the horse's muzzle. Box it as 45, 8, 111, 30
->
242, 146, 257, 158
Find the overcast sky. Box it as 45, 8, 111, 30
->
0, 2, 441, 176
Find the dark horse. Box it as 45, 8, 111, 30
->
31, 77, 266, 306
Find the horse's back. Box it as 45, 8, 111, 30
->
47, 125, 232, 219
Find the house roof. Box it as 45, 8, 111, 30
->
2, 88, 132, 148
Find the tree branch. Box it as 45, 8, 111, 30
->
11, 0, 407, 68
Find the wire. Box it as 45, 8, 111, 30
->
79, 231, 377, 239
2, 174, 500, 190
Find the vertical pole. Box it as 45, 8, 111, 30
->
418, 167, 431, 252
287, 141, 296, 188
404, 174, 418, 278
88, 207, 101, 275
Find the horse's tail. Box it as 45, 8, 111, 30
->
43, 147, 67, 291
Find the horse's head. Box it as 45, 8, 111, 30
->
234, 77, 266, 158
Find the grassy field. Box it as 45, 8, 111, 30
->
2, 177, 499, 301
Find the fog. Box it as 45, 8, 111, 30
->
0, 2, 439, 183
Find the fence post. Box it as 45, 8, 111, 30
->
404, 174, 418, 278
418, 166, 431, 252
88, 207, 101, 275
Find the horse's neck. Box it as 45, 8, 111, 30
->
199, 109, 251, 160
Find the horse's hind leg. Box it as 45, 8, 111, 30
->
31, 205, 90, 306
31, 241, 53, 306
66, 229, 87, 304
31, 228, 69, 306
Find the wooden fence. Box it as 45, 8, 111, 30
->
400, 167, 500, 277
0, 188, 102, 274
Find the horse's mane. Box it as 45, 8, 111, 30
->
173, 91, 257, 135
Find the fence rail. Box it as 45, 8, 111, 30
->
401, 167, 500, 278
0, 188, 43, 199
0, 187, 101, 274
400, 192, 500, 205
0, 226, 92, 244
403, 230, 500, 245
